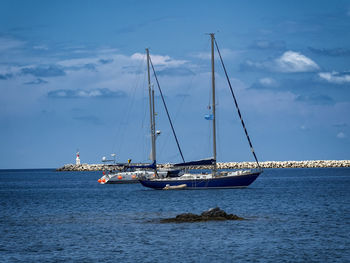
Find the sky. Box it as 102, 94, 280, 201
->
0, 0, 349, 168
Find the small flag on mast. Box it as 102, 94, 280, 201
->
204, 114, 213, 120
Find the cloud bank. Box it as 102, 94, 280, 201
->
308, 47, 350, 57
131, 53, 187, 67
21, 65, 66, 77
48, 88, 126, 99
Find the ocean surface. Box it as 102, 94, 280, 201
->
0, 168, 349, 263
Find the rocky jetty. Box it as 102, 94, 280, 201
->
160, 207, 244, 223
57, 160, 350, 171
56, 163, 123, 172
216, 160, 350, 169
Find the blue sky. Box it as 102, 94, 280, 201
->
1, 0, 349, 168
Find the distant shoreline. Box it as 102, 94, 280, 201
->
56, 160, 350, 171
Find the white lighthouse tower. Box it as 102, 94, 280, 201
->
76, 150, 81, 165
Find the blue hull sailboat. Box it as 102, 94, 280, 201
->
139, 33, 263, 190
139, 170, 261, 190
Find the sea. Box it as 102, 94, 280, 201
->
0, 168, 349, 263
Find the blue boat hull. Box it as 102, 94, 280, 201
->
139, 171, 262, 190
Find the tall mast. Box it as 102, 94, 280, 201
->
146, 48, 156, 163
210, 33, 217, 174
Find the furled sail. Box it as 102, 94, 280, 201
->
173, 158, 215, 167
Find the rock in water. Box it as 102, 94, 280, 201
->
160, 207, 244, 223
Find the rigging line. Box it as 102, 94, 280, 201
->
172, 70, 195, 130
214, 39, 261, 169
149, 57, 185, 163
111, 56, 145, 156
118, 55, 146, 158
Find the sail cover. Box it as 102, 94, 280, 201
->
173, 158, 215, 167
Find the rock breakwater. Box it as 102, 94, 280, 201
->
217, 160, 350, 169
57, 160, 350, 171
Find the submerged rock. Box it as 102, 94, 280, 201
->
160, 207, 244, 223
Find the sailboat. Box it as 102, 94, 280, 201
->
98, 48, 184, 184
139, 33, 263, 190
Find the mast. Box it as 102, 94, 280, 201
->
210, 33, 217, 174
146, 48, 156, 164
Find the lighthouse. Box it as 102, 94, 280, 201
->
76, 150, 81, 165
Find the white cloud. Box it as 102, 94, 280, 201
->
275, 51, 320, 73
337, 132, 346, 139
131, 52, 187, 67
130, 52, 145, 61
242, 51, 320, 73
259, 77, 278, 87
318, 71, 350, 84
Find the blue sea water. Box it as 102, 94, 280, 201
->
0, 168, 349, 262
